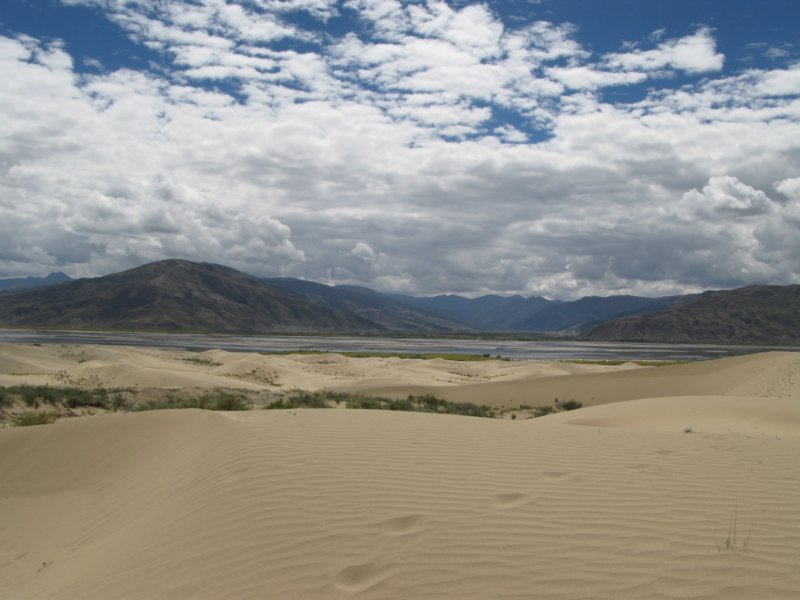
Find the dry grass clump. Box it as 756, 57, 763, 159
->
267, 390, 496, 418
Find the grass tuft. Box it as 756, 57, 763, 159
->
13, 411, 57, 427
716, 506, 752, 553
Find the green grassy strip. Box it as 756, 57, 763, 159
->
266, 390, 496, 418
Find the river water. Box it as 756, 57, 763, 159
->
0, 329, 795, 361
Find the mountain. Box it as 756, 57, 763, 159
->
0, 272, 71, 292
0, 260, 386, 333
394, 292, 684, 333
0, 260, 469, 334
393, 294, 555, 331
583, 285, 800, 344
2, 259, 793, 342
514, 295, 683, 333
262, 278, 470, 332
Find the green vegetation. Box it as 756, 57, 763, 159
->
266, 390, 496, 418
182, 357, 223, 367
554, 398, 583, 411
521, 398, 583, 418
132, 390, 250, 412
1, 384, 589, 426
13, 411, 57, 427
1, 385, 132, 410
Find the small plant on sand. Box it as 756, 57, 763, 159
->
267, 392, 336, 409
554, 398, 583, 411
112, 393, 132, 411
684, 425, 693, 433
183, 356, 223, 367
716, 507, 752, 553
13, 411, 57, 427
211, 392, 249, 411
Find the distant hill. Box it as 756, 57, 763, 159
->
262, 278, 469, 332
583, 285, 800, 344
394, 292, 684, 333
393, 294, 555, 330
515, 295, 683, 333
0, 260, 384, 333
0, 272, 71, 292
0, 260, 469, 334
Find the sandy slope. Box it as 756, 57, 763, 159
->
3, 343, 800, 411
335, 350, 800, 407
1, 401, 799, 599
1, 348, 800, 598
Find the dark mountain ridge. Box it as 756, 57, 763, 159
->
583, 285, 800, 344
0, 260, 469, 334
1, 260, 796, 343
0, 260, 381, 333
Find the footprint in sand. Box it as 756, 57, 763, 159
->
492, 492, 530, 509
334, 560, 393, 593
380, 514, 427, 536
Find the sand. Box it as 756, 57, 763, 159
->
1, 345, 799, 598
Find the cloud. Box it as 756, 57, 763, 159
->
676, 176, 776, 219
0, 3, 798, 299
605, 28, 724, 74
547, 66, 647, 90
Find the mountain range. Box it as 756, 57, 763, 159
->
0, 259, 796, 344
0, 272, 71, 292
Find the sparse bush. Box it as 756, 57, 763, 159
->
63, 389, 107, 409
212, 392, 249, 411
267, 392, 335, 409
388, 398, 414, 411
183, 356, 223, 367
264, 391, 494, 418
347, 396, 383, 410
13, 411, 57, 427
112, 393, 132, 411
554, 399, 583, 411
21, 387, 39, 407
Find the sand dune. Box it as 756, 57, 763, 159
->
4, 343, 799, 411
340, 351, 800, 408
1, 347, 800, 598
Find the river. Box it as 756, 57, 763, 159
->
0, 329, 795, 361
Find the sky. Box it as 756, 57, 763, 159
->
0, 0, 799, 299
